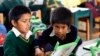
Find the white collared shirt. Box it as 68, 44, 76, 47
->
49, 30, 55, 37
12, 27, 32, 40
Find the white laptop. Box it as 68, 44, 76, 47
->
51, 42, 77, 56
83, 40, 100, 56
83, 42, 98, 50
83, 40, 100, 50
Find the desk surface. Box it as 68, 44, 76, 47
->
69, 7, 89, 13
76, 38, 100, 56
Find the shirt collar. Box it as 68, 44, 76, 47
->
49, 30, 55, 37
12, 27, 32, 39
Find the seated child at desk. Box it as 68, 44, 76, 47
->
3, 5, 44, 56
35, 7, 82, 56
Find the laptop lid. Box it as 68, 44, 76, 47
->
51, 42, 77, 56
83, 40, 100, 50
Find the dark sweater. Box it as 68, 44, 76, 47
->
35, 25, 82, 54
3, 30, 35, 56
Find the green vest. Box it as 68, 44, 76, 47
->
4, 30, 35, 56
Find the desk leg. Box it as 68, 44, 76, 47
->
86, 19, 90, 40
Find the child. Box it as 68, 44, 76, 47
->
3, 5, 39, 56
35, 7, 82, 56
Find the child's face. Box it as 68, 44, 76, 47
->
13, 13, 31, 35
53, 23, 68, 39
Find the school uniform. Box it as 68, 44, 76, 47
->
35, 25, 82, 55
4, 27, 35, 56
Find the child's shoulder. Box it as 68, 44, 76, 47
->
70, 25, 77, 31
43, 26, 53, 34
6, 30, 16, 40
69, 25, 78, 36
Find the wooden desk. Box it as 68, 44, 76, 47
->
72, 9, 93, 40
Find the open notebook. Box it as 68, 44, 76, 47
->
50, 36, 80, 56
51, 42, 77, 56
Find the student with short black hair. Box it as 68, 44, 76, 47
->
3, 5, 42, 56
35, 7, 82, 56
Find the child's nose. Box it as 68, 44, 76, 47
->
27, 22, 30, 28
58, 29, 63, 33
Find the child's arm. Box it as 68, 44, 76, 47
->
35, 47, 45, 56
34, 27, 52, 47
34, 27, 53, 54
3, 37, 18, 56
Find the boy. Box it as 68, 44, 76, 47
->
3, 6, 42, 56
35, 7, 82, 56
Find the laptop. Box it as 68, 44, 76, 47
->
83, 42, 98, 50
83, 40, 100, 50
83, 40, 100, 56
51, 42, 77, 56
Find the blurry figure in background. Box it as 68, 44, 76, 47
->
61, 0, 81, 8
0, 23, 7, 35
29, 0, 47, 25
1, 0, 24, 32
0, 24, 6, 45
29, 0, 45, 11
0, 13, 7, 45
78, 2, 99, 28
46, 0, 59, 9
29, 0, 61, 26
0, 33, 5, 45
0, 13, 7, 56
43, 0, 62, 26
44, 0, 57, 26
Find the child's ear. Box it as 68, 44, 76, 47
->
11, 20, 16, 27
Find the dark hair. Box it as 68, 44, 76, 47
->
9, 5, 31, 22
50, 7, 72, 27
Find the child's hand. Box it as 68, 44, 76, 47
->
35, 48, 45, 56
46, 51, 53, 56
36, 30, 42, 37
35, 30, 42, 39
